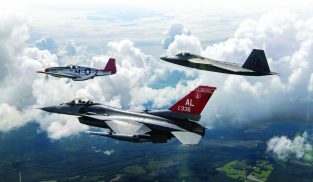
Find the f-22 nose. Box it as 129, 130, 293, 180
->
160, 56, 175, 63
160, 56, 168, 61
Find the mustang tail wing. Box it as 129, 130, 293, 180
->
169, 85, 216, 116
103, 58, 116, 74
242, 49, 271, 73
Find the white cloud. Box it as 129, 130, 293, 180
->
267, 132, 313, 162
2, 10, 313, 140
162, 23, 190, 49
59, 40, 81, 56
94, 147, 115, 156
0, 14, 41, 114
35, 36, 58, 53
0, 13, 180, 139
44, 114, 88, 140
103, 149, 115, 156
0, 103, 24, 132
167, 34, 202, 56
166, 11, 313, 126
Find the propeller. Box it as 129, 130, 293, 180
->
43, 63, 51, 81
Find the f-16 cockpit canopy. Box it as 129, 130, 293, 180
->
66, 65, 79, 69
66, 98, 93, 105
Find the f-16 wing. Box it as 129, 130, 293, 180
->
37, 71, 79, 79
171, 131, 202, 145
106, 120, 151, 135
79, 114, 151, 136
79, 114, 202, 145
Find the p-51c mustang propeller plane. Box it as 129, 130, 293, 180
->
161, 49, 277, 76
37, 58, 116, 81
40, 85, 216, 145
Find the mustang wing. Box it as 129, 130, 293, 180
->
38, 71, 79, 79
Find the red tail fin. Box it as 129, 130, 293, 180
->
169, 86, 216, 115
103, 58, 116, 74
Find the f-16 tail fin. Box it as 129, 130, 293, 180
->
104, 58, 116, 74
169, 86, 216, 116
242, 49, 270, 73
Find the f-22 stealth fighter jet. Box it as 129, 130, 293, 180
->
161, 49, 277, 76
40, 86, 216, 145
37, 58, 116, 81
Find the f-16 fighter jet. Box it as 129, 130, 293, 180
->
40, 86, 216, 145
161, 49, 277, 76
37, 58, 116, 81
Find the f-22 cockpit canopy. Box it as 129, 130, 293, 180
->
66, 98, 93, 105
175, 52, 200, 59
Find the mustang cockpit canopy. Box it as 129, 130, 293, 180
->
66, 65, 79, 69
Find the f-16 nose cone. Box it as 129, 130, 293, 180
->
40, 106, 58, 113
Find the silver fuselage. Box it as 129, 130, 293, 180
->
43, 66, 111, 81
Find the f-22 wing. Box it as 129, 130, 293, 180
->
187, 55, 255, 73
